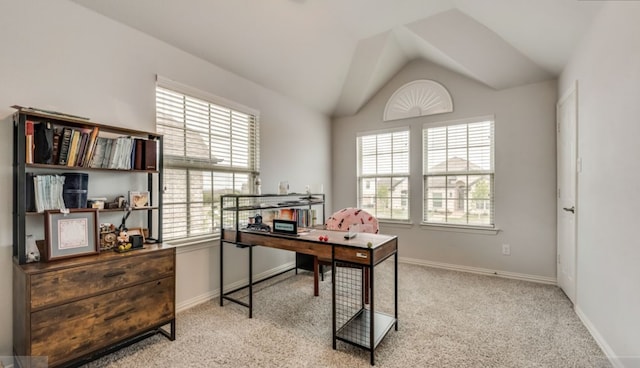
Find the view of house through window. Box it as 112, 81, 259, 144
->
357, 129, 410, 221
156, 81, 259, 240
423, 118, 494, 227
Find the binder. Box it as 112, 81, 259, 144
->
134, 138, 144, 170
143, 139, 157, 170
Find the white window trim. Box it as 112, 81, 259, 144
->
157, 75, 259, 118
422, 115, 496, 229
357, 126, 411, 222
156, 76, 260, 242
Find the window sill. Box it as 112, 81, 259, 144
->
164, 234, 220, 253
420, 223, 500, 235
378, 220, 414, 229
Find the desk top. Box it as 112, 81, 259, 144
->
222, 228, 397, 266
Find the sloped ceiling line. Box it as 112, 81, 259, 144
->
383, 79, 453, 121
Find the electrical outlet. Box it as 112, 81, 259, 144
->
502, 244, 511, 256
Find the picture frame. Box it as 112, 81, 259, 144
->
129, 191, 150, 208
44, 208, 99, 261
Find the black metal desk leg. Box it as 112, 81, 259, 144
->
395, 251, 398, 331
370, 256, 375, 366
220, 240, 224, 306
249, 245, 253, 318
332, 245, 336, 350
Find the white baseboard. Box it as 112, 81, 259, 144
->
176, 261, 296, 313
398, 257, 557, 285
575, 306, 622, 368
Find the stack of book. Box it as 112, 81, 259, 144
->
278, 208, 317, 227
26, 121, 157, 171
27, 174, 66, 213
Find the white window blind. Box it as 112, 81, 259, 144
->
357, 129, 410, 221
423, 117, 494, 227
156, 81, 259, 241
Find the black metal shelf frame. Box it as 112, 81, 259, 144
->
331, 246, 398, 366
12, 110, 163, 264
218, 193, 326, 318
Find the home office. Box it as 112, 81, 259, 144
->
1, 1, 639, 367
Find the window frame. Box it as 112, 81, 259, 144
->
156, 76, 260, 242
356, 127, 410, 222
422, 116, 495, 229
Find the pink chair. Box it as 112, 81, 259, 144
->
315, 208, 378, 302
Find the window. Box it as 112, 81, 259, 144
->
423, 117, 494, 227
156, 79, 259, 240
357, 129, 409, 221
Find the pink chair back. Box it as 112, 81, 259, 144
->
325, 208, 379, 234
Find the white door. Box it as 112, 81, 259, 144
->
557, 82, 578, 304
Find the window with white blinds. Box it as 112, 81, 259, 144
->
423, 117, 494, 227
357, 129, 410, 221
156, 81, 259, 241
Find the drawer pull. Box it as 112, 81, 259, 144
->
104, 308, 135, 321
103, 271, 126, 278
356, 252, 368, 259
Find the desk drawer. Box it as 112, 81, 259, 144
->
30, 250, 174, 309
335, 247, 372, 265
30, 276, 175, 367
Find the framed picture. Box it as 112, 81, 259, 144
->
44, 209, 99, 261
129, 191, 150, 208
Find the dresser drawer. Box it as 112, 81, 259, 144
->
30, 250, 174, 309
30, 276, 175, 367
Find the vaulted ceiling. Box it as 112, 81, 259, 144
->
71, 0, 602, 117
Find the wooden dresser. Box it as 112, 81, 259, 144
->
13, 245, 176, 368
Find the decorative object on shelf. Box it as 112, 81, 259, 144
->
119, 204, 133, 232
278, 180, 289, 194
87, 197, 107, 209
115, 230, 133, 252
129, 190, 149, 208
255, 177, 262, 195
127, 227, 146, 245
99, 223, 118, 250
62, 172, 89, 208
25, 234, 40, 263
43, 208, 99, 261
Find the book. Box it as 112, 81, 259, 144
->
143, 139, 157, 170
51, 128, 61, 165
89, 137, 107, 168
57, 128, 73, 165
25, 120, 34, 164
82, 126, 100, 167
26, 173, 36, 212
66, 130, 81, 167
101, 138, 114, 168
34, 121, 54, 164
133, 138, 144, 170
75, 132, 89, 167
279, 208, 295, 220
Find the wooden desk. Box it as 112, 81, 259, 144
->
219, 229, 398, 365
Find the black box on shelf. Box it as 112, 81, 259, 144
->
63, 172, 88, 208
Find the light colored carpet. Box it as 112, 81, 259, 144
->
83, 261, 610, 367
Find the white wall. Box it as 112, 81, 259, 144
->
0, 0, 331, 356
559, 3, 640, 366
332, 59, 557, 281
